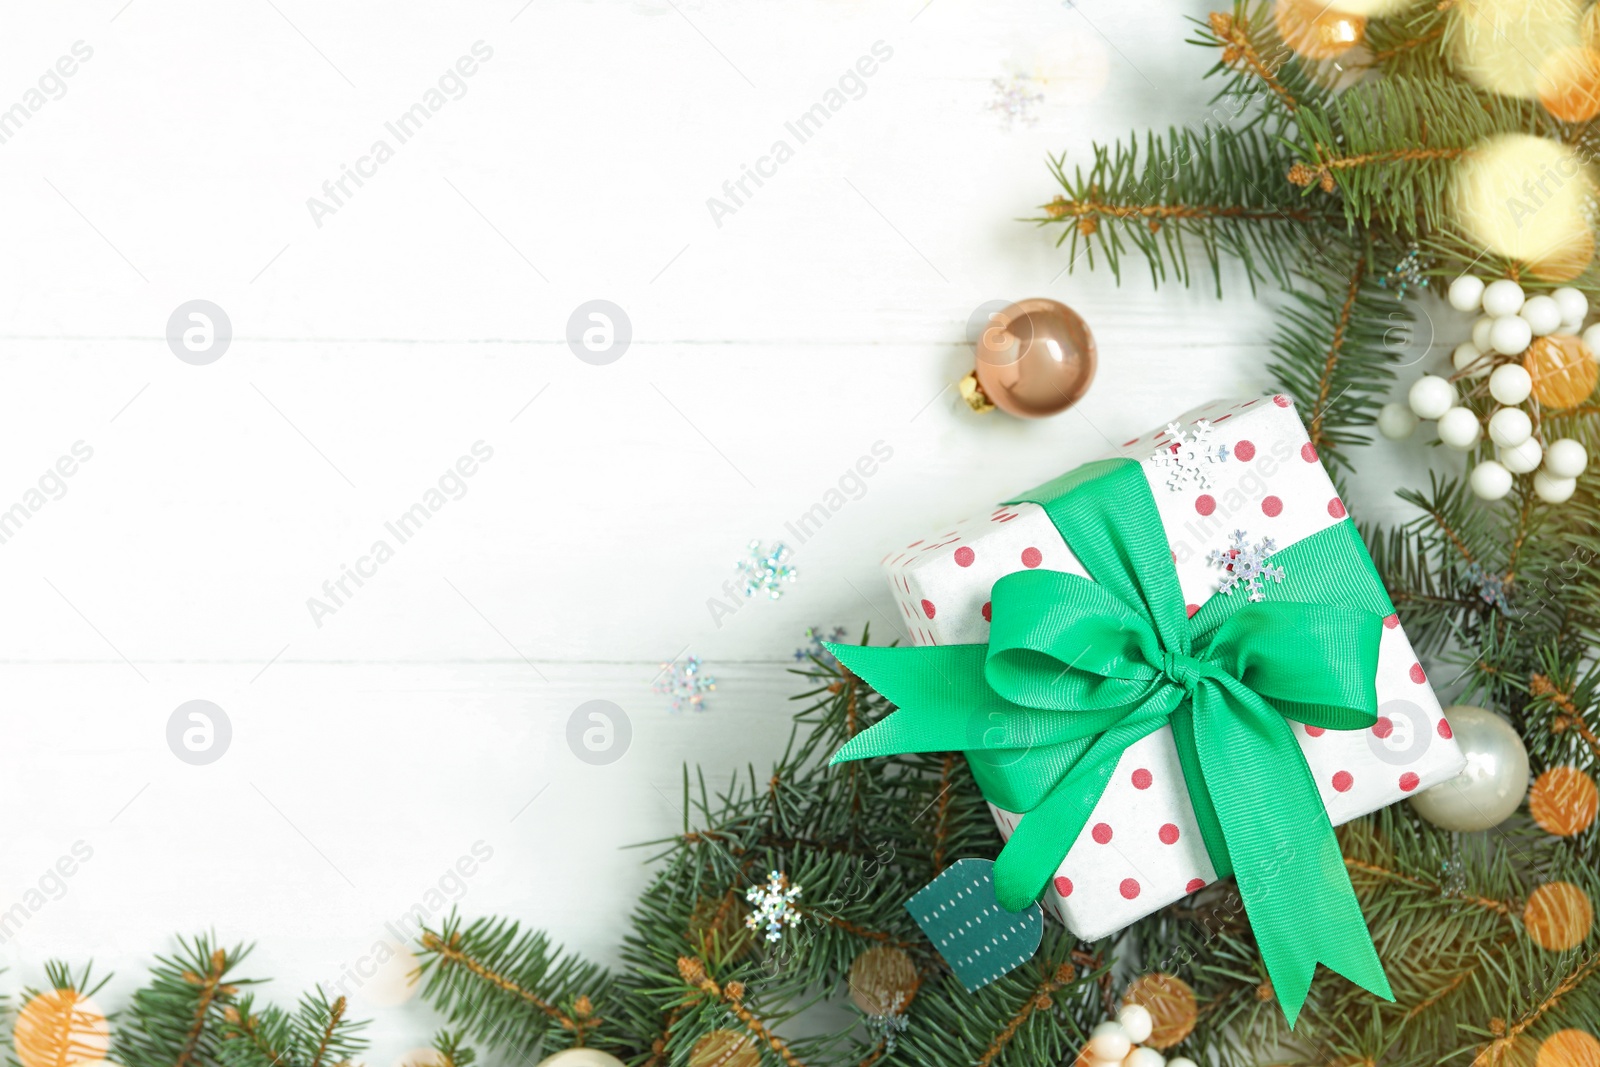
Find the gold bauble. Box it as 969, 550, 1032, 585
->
688, 1030, 760, 1067
535, 1050, 628, 1067
1528, 229, 1596, 283
1324, 0, 1425, 13
1274, 0, 1366, 59
1538, 1029, 1600, 1067
1452, 134, 1596, 269
1539, 46, 1600, 121
14, 990, 110, 1067
1525, 335, 1600, 409
1121, 972, 1198, 1050
1453, 0, 1586, 99
1530, 766, 1600, 835
688, 892, 755, 960
848, 946, 920, 1016
1524, 881, 1594, 951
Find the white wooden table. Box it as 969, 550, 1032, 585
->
0, 2, 1445, 1061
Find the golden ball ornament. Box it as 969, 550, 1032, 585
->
1539, 46, 1600, 121
688, 1030, 760, 1067
965, 298, 1096, 418
395, 1048, 443, 1067
1524, 881, 1594, 951
1538, 1029, 1600, 1067
688, 892, 755, 960
1525, 334, 1600, 409
14, 990, 111, 1067
1528, 229, 1596, 284
1274, 0, 1366, 59
534, 1050, 627, 1067
1121, 972, 1198, 1050
1452, 135, 1597, 270
848, 946, 920, 1016
1453, 0, 1587, 99
1530, 766, 1600, 836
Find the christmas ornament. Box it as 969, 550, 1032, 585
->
736, 540, 796, 600
1523, 880, 1593, 951
653, 655, 715, 713
1152, 420, 1231, 490
1453, 0, 1587, 100
1408, 705, 1529, 832
688, 1031, 760, 1067
744, 870, 802, 943
688, 891, 755, 959
1529, 766, 1599, 836
14, 989, 110, 1067
1525, 334, 1600, 408
1451, 135, 1595, 271
1208, 529, 1284, 602
1122, 974, 1198, 1049
1273, 0, 1365, 59
1538, 45, 1600, 122
1537, 1029, 1600, 1067
535, 1050, 627, 1067
963, 298, 1096, 418
848, 946, 918, 1052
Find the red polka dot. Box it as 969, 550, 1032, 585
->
1214, 414, 1233, 423
1186, 603, 1199, 618
1122, 437, 1139, 447
1409, 663, 1427, 684
1159, 823, 1180, 845
1274, 394, 1292, 407
1372, 716, 1394, 739
1053, 875, 1073, 897
1186, 877, 1207, 893
1301, 442, 1318, 463
1305, 725, 1325, 737
1234, 440, 1256, 461
1132, 768, 1153, 789
1399, 772, 1420, 792
1328, 497, 1347, 519
1262, 496, 1283, 517
920, 599, 936, 619
953, 546, 975, 567
1196, 494, 1216, 516
1437, 718, 1453, 739
981, 601, 991, 622
1092, 822, 1113, 844
1383, 613, 1399, 629
1119, 878, 1141, 899
1332, 770, 1354, 792
1021, 546, 1043, 568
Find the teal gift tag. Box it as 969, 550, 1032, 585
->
905, 858, 1043, 991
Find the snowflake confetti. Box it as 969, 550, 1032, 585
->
746, 870, 803, 943
737, 540, 797, 600
864, 992, 911, 1053
987, 74, 1045, 128
1463, 562, 1511, 613
794, 625, 848, 666
1153, 420, 1231, 491
1208, 529, 1285, 603
653, 655, 716, 714
1377, 243, 1432, 299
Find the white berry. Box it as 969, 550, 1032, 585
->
1499, 437, 1543, 474
1489, 315, 1533, 355
1448, 274, 1486, 311
1545, 438, 1589, 478
1488, 363, 1533, 405
1378, 401, 1418, 440
1553, 286, 1588, 325
1488, 406, 1533, 447
1123, 1049, 1166, 1067
1520, 294, 1562, 336
1555, 322, 1581, 336
1087, 1021, 1131, 1061
1436, 407, 1481, 449
1482, 278, 1526, 316
1452, 342, 1491, 379
1471, 460, 1515, 500
1168, 1060, 1200, 1067
1472, 315, 1495, 352
1534, 470, 1577, 503
1408, 376, 1456, 420
1585, 323, 1600, 361
1116, 1003, 1154, 1045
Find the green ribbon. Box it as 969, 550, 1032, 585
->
828, 458, 1394, 1026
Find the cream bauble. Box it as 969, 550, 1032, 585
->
1521, 294, 1563, 335
1499, 437, 1543, 473
1481, 278, 1527, 316
1489, 362, 1534, 404
1489, 314, 1534, 355
1534, 470, 1578, 503
1470, 459, 1515, 500
1488, 406, 1533, 447
1378, 401, 1419, 440
1448, 274, 1486, 311
1436, 407, 1482, 449
1545, 437, 1589, 477
1409, 375, 1456, 419
1409, 706, 1528, 832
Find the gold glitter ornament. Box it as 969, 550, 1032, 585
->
1539, 46, 1600, 121
1524, 881, 1594, 951
1538, 1029, 1600, 1067
688, 1029, 760, 1067
1525, 335, 1600, 409
1121, 972, 1198, 1050
848, 946, 920, 1016
14, 990, 110, 1067
1274, 0, 1366, 58
1530, 766, 1600, 835
688, 892, 755, 960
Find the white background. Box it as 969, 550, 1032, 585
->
0, 2, 1446, 1063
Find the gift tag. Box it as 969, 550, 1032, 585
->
905, 858, 1042, 991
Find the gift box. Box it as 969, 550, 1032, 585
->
878, 395, 1466, 942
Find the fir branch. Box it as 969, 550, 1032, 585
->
1204, 8, 1299, 115
975, 963, 1079, 1067
115, 936, 257, 1067
675, 957, 809, 1067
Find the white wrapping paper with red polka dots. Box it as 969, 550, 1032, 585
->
881, 394, 1466, 941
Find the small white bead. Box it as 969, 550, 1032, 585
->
1553, 286, 1588, 325
1123, 1049, 1166, 1067
1471, 460, 1515, 500
1167, 1060, 1200, 1067
1482, 278, 1526, 316
1555, 322, 1581, 336
1472, 315, 1496, 352
1087, 1021, 1131, 1061
1436, 407, 1481, 449
1378, 401, 1418, 440
1545, 438, 1589, 478
1499, 437, 1543, 474
1489, 315, 1533, 355
1488, 407, 1533, 447
1448, 274, 1486, 311
1488, 363, 1533, 405
1408, 375, 1456, 420
1520, 295, 1562, 336
1452, 342, 1491, 379
1585, 323, 1600, 361
1116, 1003, 1154, 1045
1534, 470, 1577, 503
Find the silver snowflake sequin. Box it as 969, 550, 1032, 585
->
1463, 562, 1511, 613
1153, 420, 1231, 491
1208, 529, 1285, 603
653, 655, 715, 713
737, 540, 797, 600
794, 625, 848, 666
745, 870, 803, 943
987, 74, 1045, 128
864, 992, 911, 1053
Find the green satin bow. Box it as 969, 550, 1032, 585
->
828, 457, 1394, 1026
